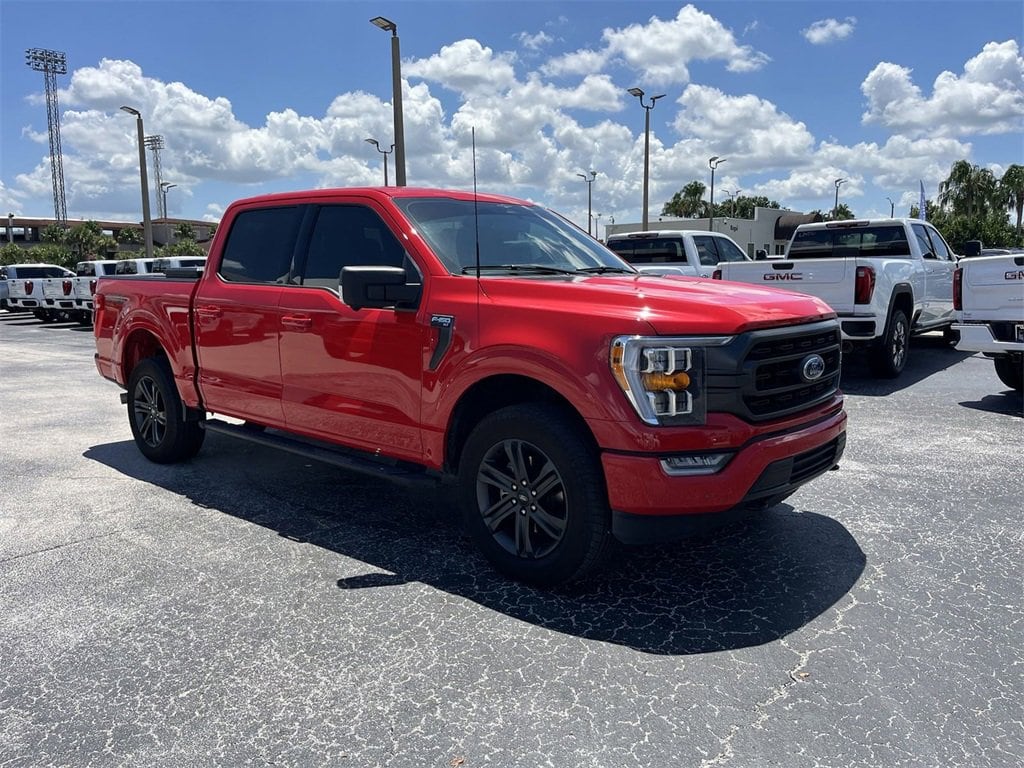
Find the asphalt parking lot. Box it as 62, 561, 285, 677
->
1, 310, 1021, 768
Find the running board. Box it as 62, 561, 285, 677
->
201, 418, 439, 488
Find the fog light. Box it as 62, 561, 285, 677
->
660, 453, 733, 476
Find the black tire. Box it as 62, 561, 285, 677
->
34, 309, 55, 323
994, 356, 1023, 392
942, 325, 960, 346
457, 403, 612, 586
869, 309, 909, 378
127, 357, 205, 463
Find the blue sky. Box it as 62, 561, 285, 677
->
1, 0, 1021, 234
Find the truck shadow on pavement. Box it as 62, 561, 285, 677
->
85, 437, 865, 656
839, 333, 971, 395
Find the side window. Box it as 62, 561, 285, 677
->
300, 205, 406, 289
714, 236, 749, 263
911, 224, 936, 259
692, 236, 719, 266
219, 206, 303, 283
925, 226, 953, 261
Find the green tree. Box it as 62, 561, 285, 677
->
156, 239, 205, 257
662, 181, 707, 217
826, 203, 855, 221
41, 224, 70, 246
173, 222, 196, 241
938, 160, 998, 219
998, 163, 1024, 236
1, 242, 24, 265
29, 243, 75, 268
115, 227, 142, 244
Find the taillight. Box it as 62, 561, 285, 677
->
953, 268, 962, 311
24, 280, 34, 295
89, 279, 97, 295
94, 293, 105, 312
712, 269, 722, 280
63, 279, 74, 295
854, 266, 875, 304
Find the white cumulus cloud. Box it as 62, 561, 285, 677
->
802, 18, 857, 45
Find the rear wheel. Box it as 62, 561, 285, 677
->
457, 403, 612, 586
33, 310, 55, 323
869, 309, 909, 378
127, 357, 205, 463
994, 355, 1023, 392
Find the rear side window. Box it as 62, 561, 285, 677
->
607, 237, 684, 265
299, 205, 406, 289
10, 266, 70, 278
789, 226, 910, 259
219, 206, 303, 283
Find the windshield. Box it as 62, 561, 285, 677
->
393, 197, 634, 275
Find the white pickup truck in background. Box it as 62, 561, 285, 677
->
71, 260, 121, 324
5, 263, 76, 321
953, 251, 1024, 392
605, 230, 751, 277
715, 219, 958, 378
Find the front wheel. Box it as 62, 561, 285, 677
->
869, 309, 909, 378
127, 357, 205, 463
457, 404, 612, 586
994, 355, 1023, 392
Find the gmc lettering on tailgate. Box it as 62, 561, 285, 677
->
764, 273, 803, 281
1005, 270, 1024, 280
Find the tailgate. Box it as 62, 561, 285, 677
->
718, 259, 854, 311
961, 254, 1024, 321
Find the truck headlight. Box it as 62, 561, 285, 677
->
610, 335, 731, 426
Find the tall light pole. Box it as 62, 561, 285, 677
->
120, 106, 154, 259
726, 189, 741, 218
160, 182, 177, 219
833, 177, 847, 220
577, 170, 596, 235
365, 138, 394, 186
708, 156, 726, 232
370, 16, 406, 187
886, 196, 895, 217
627, 88, 665, 230
26, 48, 68, 225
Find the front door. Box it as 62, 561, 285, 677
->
278, 200, 428, 463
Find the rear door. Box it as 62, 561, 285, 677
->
194, 204, 305, 426
277, 198, 428, 462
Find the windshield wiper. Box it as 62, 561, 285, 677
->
575, 266, 636, 274
461, 264, 578, 275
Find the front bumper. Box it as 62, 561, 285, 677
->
603, 406, 847, 545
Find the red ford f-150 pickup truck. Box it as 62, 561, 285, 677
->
95, 187, 847, 585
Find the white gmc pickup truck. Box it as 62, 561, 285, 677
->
953, 251, 1024, 392
605, 230, 751, 277
716, 219, 958, 378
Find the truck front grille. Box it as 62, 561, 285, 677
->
706, 320, 842, 423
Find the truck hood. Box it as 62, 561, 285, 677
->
478, 274, 836, 335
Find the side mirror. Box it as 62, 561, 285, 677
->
341, 266, 421, 311
962, 240, 982, 258
755, 249, 768, 261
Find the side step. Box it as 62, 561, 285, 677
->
201, 418, 440, 489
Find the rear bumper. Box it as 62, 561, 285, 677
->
603, 407, 847, 545
955, 323, 1024, 355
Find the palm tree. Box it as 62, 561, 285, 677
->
938, 160, 998, 218
662, 181, 708, 218
999, 164, 1024, 235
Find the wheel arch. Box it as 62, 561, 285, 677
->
120, 327, 167, 383
444, 374, 599, 476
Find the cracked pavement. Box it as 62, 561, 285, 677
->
1, 313, 1021, 767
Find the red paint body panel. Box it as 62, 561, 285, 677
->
95, 186, 848, 522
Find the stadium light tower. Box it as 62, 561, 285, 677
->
144, 135, 166, 217
25, 48, 68, 225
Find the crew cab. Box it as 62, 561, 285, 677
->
95, 187, 847, 585
5, 263, 76, 321
715, 219, 958, 378
953, 251, 1024, 391
606, 230, 751, 277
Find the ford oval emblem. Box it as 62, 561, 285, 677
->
801, 354, 826, 382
